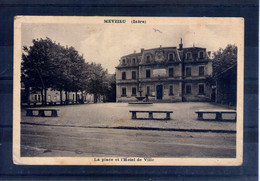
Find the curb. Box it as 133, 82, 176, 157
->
21, 122, 236, 134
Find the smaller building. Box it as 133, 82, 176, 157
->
21, 87, 103, 106
215, 63, 237, 106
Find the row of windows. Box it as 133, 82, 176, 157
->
186, 84, 205, 94
145, 52, 205, 62
122, 70, 151, 80
121, 84, 205, 96
186, 51, 204, 60
34, 94, 41, 101
33, 94, 58, 102
33, 94, 79, 101
122, 51, 205, 65
122, 53, 177, 64
122, 71, 136, 80
122, 87, 150, 96
121, 87, 136, 96
185, 66, 204, 77
122, 58, 137, 64
121, 66, 204, 80
146, 53, 176, 62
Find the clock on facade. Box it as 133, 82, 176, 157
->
155, 51, 164, 62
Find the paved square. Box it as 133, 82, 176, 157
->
21, 102, 236, 157
21, 102, 236, 131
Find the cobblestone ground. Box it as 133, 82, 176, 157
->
21, 102, 236, 131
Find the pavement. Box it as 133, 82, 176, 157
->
21, 125, 236, 157
21, 102, 236, 132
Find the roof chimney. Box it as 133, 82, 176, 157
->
134, 50, 136, 53
179, 38, 183, 50
141, 48, 144, 54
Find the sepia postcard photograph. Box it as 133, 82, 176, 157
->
13, 16, 244, 166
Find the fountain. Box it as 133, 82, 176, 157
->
128, 86, 153, 105
135, 90, 145, 101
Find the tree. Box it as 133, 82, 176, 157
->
22, 37, 57, 105
103, 73, 116, 102
65, 47, 86, 103
85, 63, 109, 103
212, 44, 237, 77
48, 43, 70, 104
22, 38, 86, 105
22, 37, 112, 105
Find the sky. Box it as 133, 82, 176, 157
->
21, 19, 242, 74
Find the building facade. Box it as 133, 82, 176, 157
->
21, 87, 103, 106
115, 40, 213, 102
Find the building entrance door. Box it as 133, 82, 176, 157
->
156, 85, 163, 99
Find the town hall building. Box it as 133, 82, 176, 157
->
115, 39, 213, 102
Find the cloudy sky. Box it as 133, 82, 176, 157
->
21, 18, 242, 74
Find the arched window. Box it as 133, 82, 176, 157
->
169, 53, 174, 61
199, 51, 204, 59
146, 55, 150, 62
186, 52, 192, 60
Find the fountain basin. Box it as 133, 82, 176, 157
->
135, 96, 146, 101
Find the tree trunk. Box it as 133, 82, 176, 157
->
44, 88, 47, 105
81, 91, 84, 104
41, 88, 44, 105
75, 91, 78, 104
60, 89, 63, 105
65, 90, 68, 104
25, 84, 30, 106
94, 93, 97, 103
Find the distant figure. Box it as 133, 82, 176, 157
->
211, 88, 216, 102
53, 96, 57, 105
211, 92, 216, 102
145, 94, 149, 102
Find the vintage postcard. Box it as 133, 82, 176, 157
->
13, 16, 244, 165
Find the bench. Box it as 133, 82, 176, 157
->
195, 110, 236, 121
24, 108, 60, 117
129, 110, 173, 120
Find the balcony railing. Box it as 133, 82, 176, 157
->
117, 75, 210, 83
141, 76, 182, 81
117, 79, 138, 84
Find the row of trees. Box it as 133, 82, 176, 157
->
22, 37, 114, 105
212, 44, 237, 77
